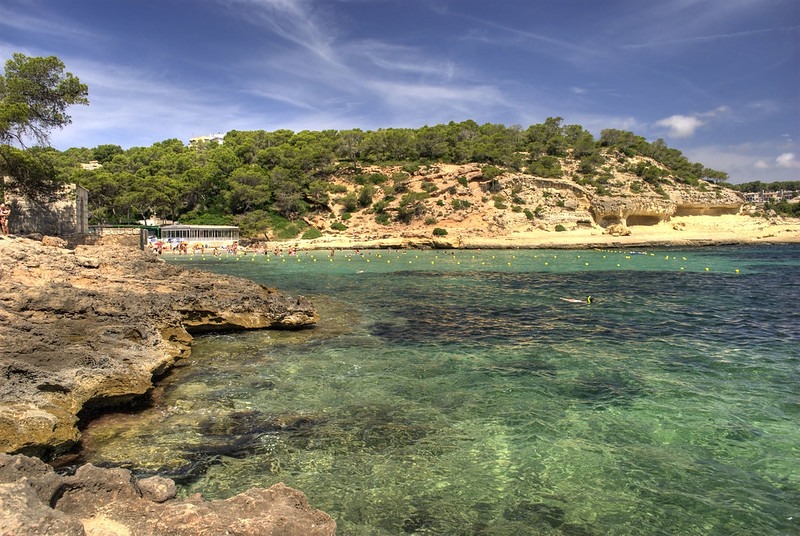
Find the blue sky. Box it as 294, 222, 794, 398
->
1, 0, 798, 183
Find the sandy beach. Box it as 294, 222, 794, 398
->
285, 214, 800, 251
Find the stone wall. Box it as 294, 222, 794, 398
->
4, 183, 88, 237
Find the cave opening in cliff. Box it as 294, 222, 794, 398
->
599, 216, 621, 227
673, 206, 741, 217
626, 215, 662, 226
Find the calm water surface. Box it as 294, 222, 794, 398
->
80, 246, 800, 535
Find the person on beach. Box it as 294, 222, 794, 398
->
0, 203, 10, 235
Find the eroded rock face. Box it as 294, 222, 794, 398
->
591, 187, 744, 228
0, 453, 336, 536
0, 237, 318, 457
591, 196, 676, 227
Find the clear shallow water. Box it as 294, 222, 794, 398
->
80, 246, 799, 535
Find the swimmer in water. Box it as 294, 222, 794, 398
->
560, 296, 593, 304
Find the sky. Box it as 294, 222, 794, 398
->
1, 0, 798, 183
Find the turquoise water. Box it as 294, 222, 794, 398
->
80, 246, 799, 535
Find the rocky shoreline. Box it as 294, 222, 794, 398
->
0, 235, 333, 535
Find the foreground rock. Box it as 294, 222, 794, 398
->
0, 453, 336, 535
0, 236, 318, 457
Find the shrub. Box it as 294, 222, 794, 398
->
340, 192, 358, 212
274, 222, 303, 239
433, 227, 448, 236
457, 176, 468, 187
555, 224, 567, 232
358, 185, 375, 208
341, 211, 352, 220
524, 208, 535, 220
373, 199, 390, 213
375, 212, 391, 225
482, 165, 504, 180
422, 180, 438, 193
302, 228, 323, 239
330, 221, 348, 231
451, 199, 471, 210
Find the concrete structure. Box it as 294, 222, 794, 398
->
3, 182, 89, 237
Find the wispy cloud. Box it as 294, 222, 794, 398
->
218, 0, 341, 63
622, 26, 798, 50
776, 152, 800, 169
0, 1, 100, 42
687, 143, 800, 182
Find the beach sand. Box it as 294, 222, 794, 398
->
286, 214, 800, 250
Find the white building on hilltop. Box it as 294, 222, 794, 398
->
188, 133, 225, 148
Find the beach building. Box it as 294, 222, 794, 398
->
159, 224, 239, 247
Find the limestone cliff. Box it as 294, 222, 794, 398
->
302, 160, 746, 246
0, 236, 318, 457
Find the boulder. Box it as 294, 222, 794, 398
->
0, 453, 336, 536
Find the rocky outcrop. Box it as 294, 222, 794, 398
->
0, 237, 318, 457
670, 186, 743, 216
591, 187, 744, 227
0, 453, 336, 535
591, 196, 676, 227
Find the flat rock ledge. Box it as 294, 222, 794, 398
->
0, 236, 319, 457
0, 453, 336, 535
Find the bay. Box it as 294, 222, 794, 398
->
80, 245, 800, 535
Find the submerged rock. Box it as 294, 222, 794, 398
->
0, 453, 336, 535
0, 237, 318, 457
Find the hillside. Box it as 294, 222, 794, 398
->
9, 120, 798, 247
298, 156, 752, 248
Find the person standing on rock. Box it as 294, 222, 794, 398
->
0, 203, 10, 235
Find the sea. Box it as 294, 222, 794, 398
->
79, 245, 800, 535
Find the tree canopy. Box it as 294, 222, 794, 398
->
0, 53, 88, 199
17, 119, 735, 236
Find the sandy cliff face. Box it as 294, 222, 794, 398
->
299, 162, 763, 244
0, 237, 318, 457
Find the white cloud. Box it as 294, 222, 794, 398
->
686, 144, 800, 183
776, 152, 800, 169
654, 115, 705, 138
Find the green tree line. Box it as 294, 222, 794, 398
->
18, 120, 728, 229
